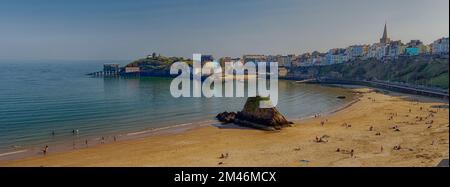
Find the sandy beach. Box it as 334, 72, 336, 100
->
0, 88, 448, 167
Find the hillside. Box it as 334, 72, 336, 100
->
125, 55, 449, 89
289, 57, 449, 89
125, 55, 192, 76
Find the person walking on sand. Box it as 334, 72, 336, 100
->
350, 149, 354, 157
85, 139, 88, 147
101, 136, 105, 144
43, 145, 49, 155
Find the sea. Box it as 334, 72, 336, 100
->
0, 59, 354, 159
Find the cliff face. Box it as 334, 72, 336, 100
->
217, 96, 293, 130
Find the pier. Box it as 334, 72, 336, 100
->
87, 64, 120, 77
87, 70, 120, 77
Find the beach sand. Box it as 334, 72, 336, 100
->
1, 88, 448, 167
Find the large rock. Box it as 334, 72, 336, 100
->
216, 111, 236, 124
216, 96, 293, 130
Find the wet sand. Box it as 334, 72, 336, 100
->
0, 88, 448, 167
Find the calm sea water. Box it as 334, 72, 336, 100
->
0, 60, 353, 155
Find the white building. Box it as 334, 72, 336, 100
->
431, 37, 449, 56
366, 43, 388, 60
388, 40, 405, 60
327, 48, 347, 64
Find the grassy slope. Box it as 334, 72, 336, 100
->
293, 57, 449, 89
126, 55, 449, 89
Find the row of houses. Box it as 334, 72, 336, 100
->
224, 38, 447, 69
122, 24, 448, 74
230, 24, 449, 67
296, 38, 448, 67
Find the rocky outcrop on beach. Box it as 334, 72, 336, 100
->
216, 96, 293, 130
216, 111, 236, 124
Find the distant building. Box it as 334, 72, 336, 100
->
147, 52, 157, 59
277, 55, 293, 67
405, 47, 420, 56
388, 40, 405, 59
366, 43, 388, 60
422, 45, 431, 54
404, 40, 428, 56
243, 55, 266, 63
313, 53, 328, 66
125, 67, 140, 73
431, 37, 449, 56
327, 48, 347, 64
376, 45, 389, 60
296, 53, 311, 67
346, 45, 369, 60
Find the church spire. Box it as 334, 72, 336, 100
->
380, 22, 391, 44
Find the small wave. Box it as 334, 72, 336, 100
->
125, 122, 200, 136
126, 130, 153, 136
0, 149, 28, 157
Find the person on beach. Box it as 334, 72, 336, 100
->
350, 149, 354, 157
85, 139, 88, 147
114, 136, 117, 142
101, 136, 105, 144
219, 153, 229, 159
43, 145, 48, 155
315, 136, 327, 143
343, 122, 351, 128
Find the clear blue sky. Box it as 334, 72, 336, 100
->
0, 0, 448, 60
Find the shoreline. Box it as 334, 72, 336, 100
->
0, 84, 356, 162
0, 119, 215, 162
0, 87, 448, 166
